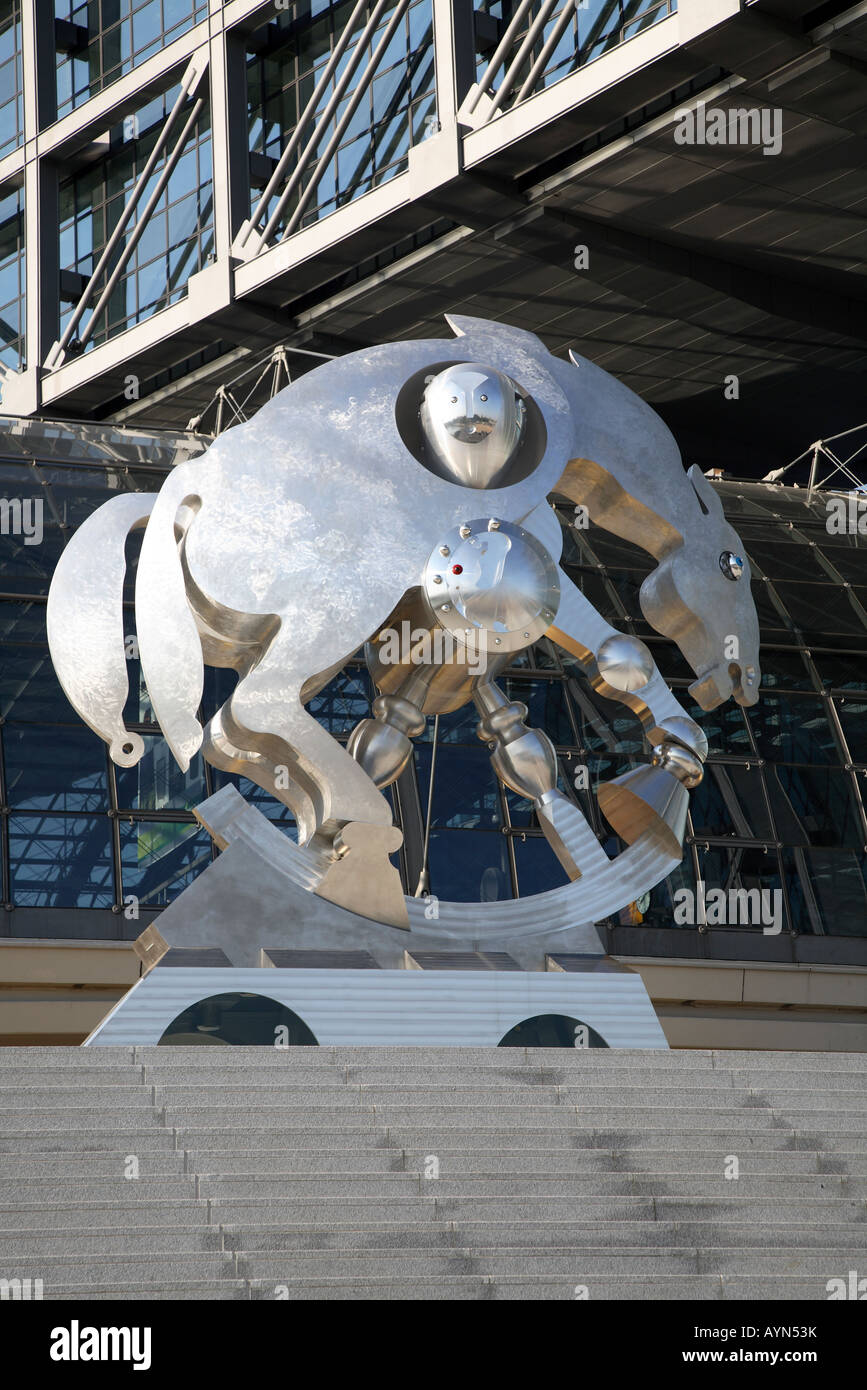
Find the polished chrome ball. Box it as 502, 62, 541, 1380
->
419, 362, 526, 489
596, 634, 654, 692
719, 551, 745, 580
657, 714, 708, 761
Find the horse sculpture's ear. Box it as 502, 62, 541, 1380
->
444, 313, 546, 351
687, 465, 725, 520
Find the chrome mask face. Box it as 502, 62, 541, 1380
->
419, 362, 526, 489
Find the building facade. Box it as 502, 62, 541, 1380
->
0, 0, 865, 1044
0, 416, 864, 1045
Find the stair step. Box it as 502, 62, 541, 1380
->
1, 1045, 864, 1300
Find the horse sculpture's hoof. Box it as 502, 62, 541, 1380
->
314, 822, 408, 929
598, 763, 689, 861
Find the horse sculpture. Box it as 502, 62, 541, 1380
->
47, 316, 760, 932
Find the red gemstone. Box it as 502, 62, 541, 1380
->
451, 564, 463, 574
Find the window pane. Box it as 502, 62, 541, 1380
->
764, 766, 864, 849
416, 742, 503, 829
119, 820, 212, 907
115, 737, 207, 811
800, 849, 867, 937
747, 692, 840, 766
512, 833, 569, 896
4, 724, 109, 810
427, 828, 512, 903
9, 814, 114, 907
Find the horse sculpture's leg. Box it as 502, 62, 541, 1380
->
547, 571, 707, 853
471, 679, 593, 882
225, 631, 408, 928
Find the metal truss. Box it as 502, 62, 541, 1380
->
184, 342, 338, 434
763, 423, 867, 498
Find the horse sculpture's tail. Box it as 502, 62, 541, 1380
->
47, 492, 157, 766
132, 467, 207, 772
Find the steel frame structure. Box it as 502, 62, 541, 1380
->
0, 0, 866, 425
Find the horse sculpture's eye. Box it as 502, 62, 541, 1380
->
719, 551, 744, 581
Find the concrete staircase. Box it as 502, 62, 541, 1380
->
1, 1046, 866, 1300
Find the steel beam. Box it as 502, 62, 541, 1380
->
233, 0, 382, 258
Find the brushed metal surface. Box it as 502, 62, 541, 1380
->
47, 315, 761, 940
84, 966, 669, 1048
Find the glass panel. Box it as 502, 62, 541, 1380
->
512, 832, 569, 896
757, 648, 816, 691
747, 692, 841, 765
745, 538, 828, 582
625, 854, 697, 930
797, 849, 867, 937
815, 542, 866, 586
115, 737, 207, 811
772, 581, 867, 637
427, 828, 512, 903
416, 743, 503, 829
693, 844, 787, 933
690, 764, 772, 840
812, 652, 867, 692
503, 676, 574, 745
119, 820, 212, 907
9, 814, 114, 907
4, 724, 109, 811
0, 644, 71, 721
764, 766, 864, 849
835, 697, 867, 763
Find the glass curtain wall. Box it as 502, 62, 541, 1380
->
0, 419, 864, 939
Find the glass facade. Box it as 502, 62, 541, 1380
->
474, 0, 677, 101
0, 417, 864, 943
55, 0, 209, 117
0, 0, 684, 381
0, 185, 24, 374
58, 83, 214, 351
0, 0, 23, 160
246, 0, 437, 234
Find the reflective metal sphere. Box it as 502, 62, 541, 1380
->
657, 714, 708, 761
419, 362, 526, 489
596, 634, 654, 692
652, 741, 704, 789
719, 551, 745, 580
